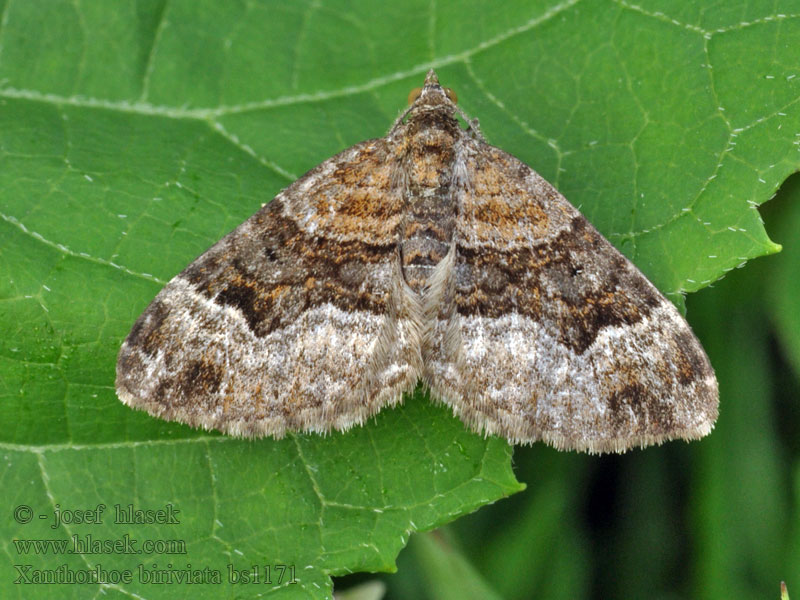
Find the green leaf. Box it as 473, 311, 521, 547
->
1, 1, 796, 598
2, 395, 519, 598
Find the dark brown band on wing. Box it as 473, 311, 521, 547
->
178, 201, 398, 338
454, 215, 664, 354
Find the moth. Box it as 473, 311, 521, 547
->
116, 70, 718, 453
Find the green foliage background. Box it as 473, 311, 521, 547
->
1, 1, 798, 598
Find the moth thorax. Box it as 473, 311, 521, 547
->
399, 173, 457, 293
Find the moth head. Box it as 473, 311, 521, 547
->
406, 69, 458, 108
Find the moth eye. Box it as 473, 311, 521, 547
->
444, 87, 458, 103
407, 87, 422, 105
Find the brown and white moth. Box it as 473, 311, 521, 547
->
116, 70, 718, 454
